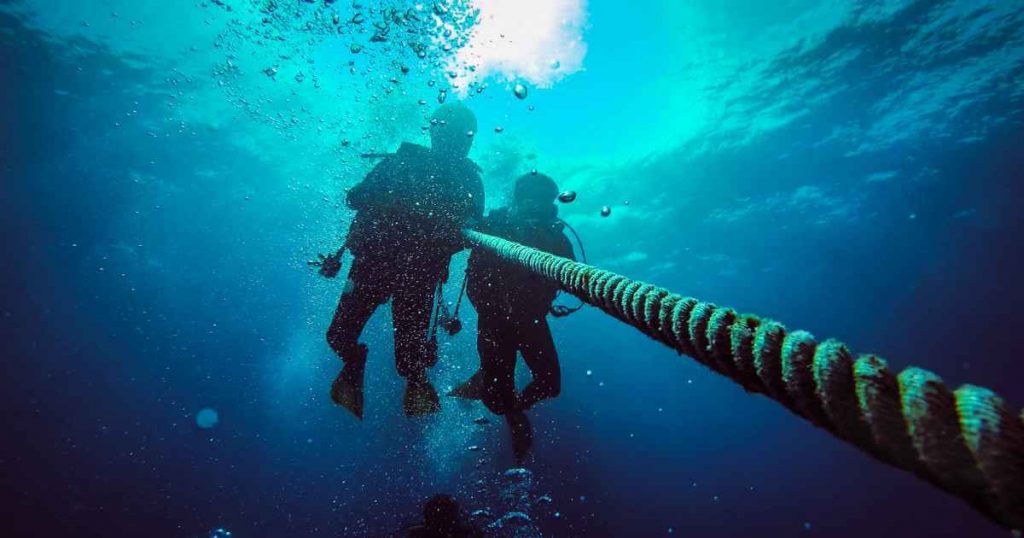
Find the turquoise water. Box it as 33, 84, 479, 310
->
2, 1, 1023, 536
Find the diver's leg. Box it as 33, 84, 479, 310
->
479, 319, 518, 415
391, 275, 438, 377
393, 272, 441, 416
479, 318, 532, 457
326, 257, 388, 418
517, 318, 561, 411
326, 256, 387, 361
504, 409, 533, 462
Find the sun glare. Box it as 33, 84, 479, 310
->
448, 0, 588, 91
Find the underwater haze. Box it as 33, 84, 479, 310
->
2, 0, 1024, 536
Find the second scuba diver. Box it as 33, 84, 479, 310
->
449, 172, 576, 458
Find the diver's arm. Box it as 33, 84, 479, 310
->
345, 157, 391, 211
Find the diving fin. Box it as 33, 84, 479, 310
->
331, 363, 365, 419
331, 345, 368, 419
404, 377, 441, 417
448, 370, 484, 400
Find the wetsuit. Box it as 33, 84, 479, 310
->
466, 207, 575, 414
327, 142, 483, 378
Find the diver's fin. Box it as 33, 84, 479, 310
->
404, 378, 441, 417
331, 363, 365, 420
448, 370, 485, 400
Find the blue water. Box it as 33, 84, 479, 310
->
2, 1, 1023, 536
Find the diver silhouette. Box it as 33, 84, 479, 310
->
316, 102, 483, 419
403, 494, 483, 538
450, 172, 576, 458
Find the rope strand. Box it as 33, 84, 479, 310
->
463, 228, 1024, 530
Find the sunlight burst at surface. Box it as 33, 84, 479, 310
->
448, 0, 588, 90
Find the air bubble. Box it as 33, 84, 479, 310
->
195, 408, 219, 429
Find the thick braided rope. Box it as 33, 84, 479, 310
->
464, 229, 1024, 530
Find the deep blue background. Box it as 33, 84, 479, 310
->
2, 3, 1023, 537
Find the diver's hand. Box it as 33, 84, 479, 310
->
550, 305, 578, 318
308, 251, 343, 278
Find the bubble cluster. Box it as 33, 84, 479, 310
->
195, 407, 219, 429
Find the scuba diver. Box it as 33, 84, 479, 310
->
449, 172, 576, 458
403, 494, 483, 538
312, 102, 484, 419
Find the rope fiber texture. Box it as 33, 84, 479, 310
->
463, 229, 1024, 530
